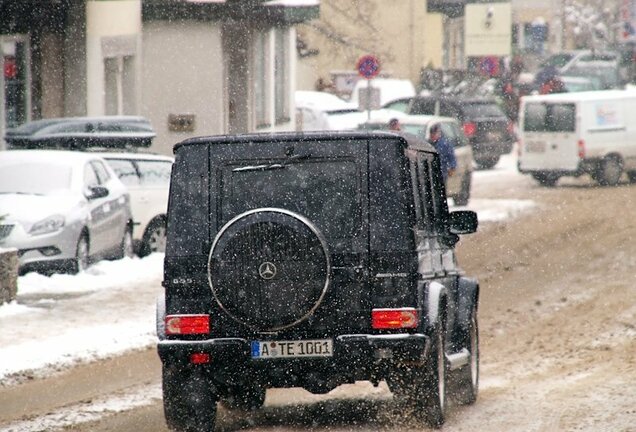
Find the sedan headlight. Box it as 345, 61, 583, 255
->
29, 215, 65, 236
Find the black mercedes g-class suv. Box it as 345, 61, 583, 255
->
157, 131, 480, 431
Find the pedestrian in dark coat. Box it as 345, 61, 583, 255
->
429, 124, 457, 183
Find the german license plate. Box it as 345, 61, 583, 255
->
526, 141, 546, 152
251, 339, 333, 359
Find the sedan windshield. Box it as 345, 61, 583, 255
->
0, 163, 72, 195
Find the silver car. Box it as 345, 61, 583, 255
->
0, 150, 133, 274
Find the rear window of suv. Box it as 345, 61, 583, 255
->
221, 159, 360, 238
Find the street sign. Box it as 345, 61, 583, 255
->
356, 55, 381, 80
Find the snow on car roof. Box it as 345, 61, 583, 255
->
0, 149, 110, 165
91, 151, 174, 162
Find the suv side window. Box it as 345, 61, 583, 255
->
384, 98, 411, 113
440, 122, 461, 148
418, 153, 447, 233
439, 101, 460, 120
409, 98, 436, 115
410, 155, 434, 233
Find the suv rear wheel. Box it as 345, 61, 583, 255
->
452, 307, 479, 405
386, 318, 448, 428
162, 366, 217, 432
422, 321, 448, 428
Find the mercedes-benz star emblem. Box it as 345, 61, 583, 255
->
258, 262, 277, 280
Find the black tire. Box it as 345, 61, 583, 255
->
140, 218, 167, 257
453, 308, 479, 405
628, 171, 636, 184
222, 385, 266, 411
386, 319, 448, 428
453, 172, 472, 206
72, 234, 89, 274
422, 322, 448, 428
596, 156, 623, 186
474, 157, 499, 170
162, 366, 217, 432
532, 172, 560, 187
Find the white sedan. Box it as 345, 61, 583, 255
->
0, 150, 133, 274
94, 152, 173, 256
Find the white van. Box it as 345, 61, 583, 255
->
518, 89, 636, 186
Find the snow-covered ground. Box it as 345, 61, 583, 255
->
0, 150, 536, 431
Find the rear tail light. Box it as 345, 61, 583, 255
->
165, 314, 210, 335
578, 139, 586, 159
190, 353, 211, 364
372, 308, 419, 329
507, 121, 515, 134
462, 122, 477, 138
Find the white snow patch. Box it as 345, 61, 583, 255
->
0, 300, 36, 318
0, 384, 161, 432
0, 253, 163, 385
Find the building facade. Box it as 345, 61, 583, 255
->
0, 0, 318, 154
296, 0, 444, 93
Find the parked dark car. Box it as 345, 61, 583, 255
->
384, 96, 516, 169
157, 131, 480, 431
4, 116, 155, 149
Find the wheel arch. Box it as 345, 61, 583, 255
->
457, 277, 479, 330
425, 281, 448, 333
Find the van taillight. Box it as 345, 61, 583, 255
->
463, 122, 477, 138
372, 308, 418, 329
165, 314, 210, 335
507, 121, 515, 134
578, 139, 586, 159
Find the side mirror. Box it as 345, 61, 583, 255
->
449, 210, 478, 235
86, 185, 109, 200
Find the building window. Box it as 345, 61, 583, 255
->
254, 31, 269, 128
104, 55, 135, 116
274, 28, 290, 124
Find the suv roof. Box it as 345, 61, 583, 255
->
175, 130, 437, 153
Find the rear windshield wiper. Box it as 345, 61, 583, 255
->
232, 163, 285, 172
232, 153, 312, 173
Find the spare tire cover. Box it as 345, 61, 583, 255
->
208, 208, 331, 331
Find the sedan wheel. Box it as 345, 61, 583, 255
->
141, 220, 167, 256
73, 235, 89, 274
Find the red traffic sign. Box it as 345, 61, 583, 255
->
356, 55, 381, 79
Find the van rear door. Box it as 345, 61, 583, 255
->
520, 101, 579, 171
